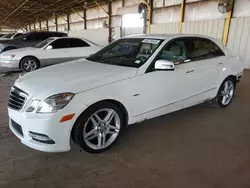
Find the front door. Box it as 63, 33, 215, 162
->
132, 38, 198, 121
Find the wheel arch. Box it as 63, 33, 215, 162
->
70, 99, 129, 144
19, 56, 41, 68
215, 74, 237, 95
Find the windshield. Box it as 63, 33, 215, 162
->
34, 38, 54, 48
2, 33, 15, 39
87, 38, 163, 68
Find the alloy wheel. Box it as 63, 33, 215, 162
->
83, 108, 121, 150
220, 80, 234, 106
23, 60, 37, 71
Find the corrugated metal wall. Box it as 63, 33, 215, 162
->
150, 23, 179, 34
227, 17, 250, 69
69, 28, 109, 46
122, 27, 144, 37
182, 19, 225, 40
150, 19, 225, 40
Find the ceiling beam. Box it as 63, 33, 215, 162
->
23, 0, 86, 25
13, 1, 39, 18
0, 0, 29, 24
24, 0, 64, 18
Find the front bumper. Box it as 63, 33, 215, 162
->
0, 59, 19, 69
8, 97, 88, 153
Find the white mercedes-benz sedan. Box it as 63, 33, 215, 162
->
8, 34, 244, 153
0, 37, 101, 72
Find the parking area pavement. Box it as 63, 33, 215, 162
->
0, 71, 250, 188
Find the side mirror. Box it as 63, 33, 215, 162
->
46, 45, 53, 50
154, 60, 175, 71
23, 37, 27, 41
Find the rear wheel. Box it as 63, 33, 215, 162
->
72, 102, 125, 154
211, 77, 236, 108
20, 57, 40, 72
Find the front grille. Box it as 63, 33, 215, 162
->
11, 119, 23, 136
8, 86, 28, 111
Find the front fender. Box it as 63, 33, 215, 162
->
76, 84, 136, 125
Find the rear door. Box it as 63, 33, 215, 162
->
183, 37, 226, 93
33, 32, 54, 45
68, 38, 95, 58
21, 33, 36, 47
42, 38, 70, 66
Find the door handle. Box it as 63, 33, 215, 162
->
186, 70, 194, 74
218, 61, 224, 65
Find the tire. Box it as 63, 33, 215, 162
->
20, 57, 40, 72
211, 77, 236, 108
72, 101, 125, 154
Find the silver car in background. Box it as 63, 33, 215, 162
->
0, 37, 101, 72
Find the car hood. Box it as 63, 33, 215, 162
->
0, 38, 11, 41
14, 59, 137, 99
2, 47, 40, 55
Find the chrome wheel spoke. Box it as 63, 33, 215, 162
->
108, 125, 119, 132
90, 117, 99, 128
222, 96, 228, 104
94, 113, 102, 123
107, 130, 119, 134
104, 109, 115, 124
85, 129, 98, 140
98, 133, 106, 148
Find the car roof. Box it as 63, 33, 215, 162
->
126, 34, 216, 40
49, 37, 83, 40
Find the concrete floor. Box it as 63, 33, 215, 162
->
0, 71, 250, 188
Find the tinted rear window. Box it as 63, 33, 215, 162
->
54, 32, 68, 37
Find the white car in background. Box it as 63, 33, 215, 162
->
8, 34, 244, 154
0, 33, 23, 40
0, 37, 101, 72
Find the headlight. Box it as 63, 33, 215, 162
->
26, 93, 74, 113
1, 54, 15, 59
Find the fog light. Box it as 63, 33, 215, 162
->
29, 132, 55, 144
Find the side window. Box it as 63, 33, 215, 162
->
54, 32, 68, 37
34, 32, 54, 41
189, 38, 225, 61
69, 39, 90, 48
13, 33, 23, 38
50, 39, 69, 49
25, 34, 34, 41
158, 39, 187, 64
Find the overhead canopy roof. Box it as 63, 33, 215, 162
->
0, 0, 107, 29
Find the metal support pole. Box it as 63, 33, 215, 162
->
46, 19, 49, 31
83, 8, 87, 30
179, 0, 186, 34
55, 16, 58, 32
39, 21, 42, 30
223, 0, 234, 46
108, 0, 112, 43
143, 0, 151, 34
67, 13, 70, 31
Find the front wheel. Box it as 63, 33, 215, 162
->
20, 57, 40, 72
211, 77, 236, 108
72, 102, 125, 154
